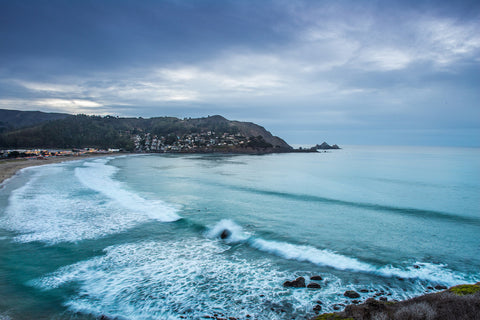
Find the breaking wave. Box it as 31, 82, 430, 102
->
207, 220, 477, 286
0, 158, 180, 244
74, 158, 180, 222
33, 239, 320, 319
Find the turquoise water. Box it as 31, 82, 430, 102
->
0, 146, 479, 319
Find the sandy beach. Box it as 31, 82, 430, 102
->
0, 154, 114, 185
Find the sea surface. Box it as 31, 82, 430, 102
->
0, 146, 479, 319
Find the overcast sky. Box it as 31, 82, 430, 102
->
1, 0, 479, 146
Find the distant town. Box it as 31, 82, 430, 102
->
133, 131, 271, 152
0, 148, 121, 160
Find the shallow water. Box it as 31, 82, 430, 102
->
1, 146, 479, 319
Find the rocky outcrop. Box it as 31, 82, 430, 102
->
315, 142, 341, 150
283, 277, 306, 288
344, 290, 360, 298
220, 229, 231, 239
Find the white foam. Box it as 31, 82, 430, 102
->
250, 238, 375, 272
74, 159, 180, 222
206, 219, 250, 243
33, 239, 325, 319
376, 262, 473, 285
34, 237, 466, 318
203, 219, 476, 286
0, 158, 180, 244
249, 238, 475, 285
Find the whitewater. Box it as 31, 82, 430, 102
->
0, 146, 479, 319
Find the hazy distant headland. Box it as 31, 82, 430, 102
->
0, 109, 339, 155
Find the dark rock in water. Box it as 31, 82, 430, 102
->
344, 290, 361, 298
220, 229, 231, 239
307, 282, 321, 289
352, 300, 360, 304
315, 142, 341, 150
313, 304, 322, 312
413, 264, 420, 269
310, 275, 323, 280
283, 277, 306, 288
359, 289, 369, 293
427, 286, 434, 290
435, 285, 447, 290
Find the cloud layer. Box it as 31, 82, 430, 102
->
1, 0, 479, 146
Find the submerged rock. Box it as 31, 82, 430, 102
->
344, 290, 361, 298
283, 277, 306, 288
307, 282, 321, 289
310, 275, 323, 280
220, 229, 231, 239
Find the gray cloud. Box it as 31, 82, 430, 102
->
1, 0, 479, 146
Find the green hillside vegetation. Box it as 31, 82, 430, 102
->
0, 109, 69, 133
0, 113, 291, 151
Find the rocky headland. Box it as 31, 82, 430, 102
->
1, 109, 341, 155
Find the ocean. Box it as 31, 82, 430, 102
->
0, 146, 479, 319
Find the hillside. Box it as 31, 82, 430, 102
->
0, 109, 69, 132
0, 111, 292, 152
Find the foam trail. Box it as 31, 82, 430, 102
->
74, 158, 180, 222
33, 239, 317, 320
250, 238, 475, 285
376, 263, 472, 285
250, 238, 375, 272
208, 220, 475, 286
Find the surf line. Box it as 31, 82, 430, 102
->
203, 219, 471, 286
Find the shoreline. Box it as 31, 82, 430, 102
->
0, 154, 116, 185
0, 149, 323, 185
